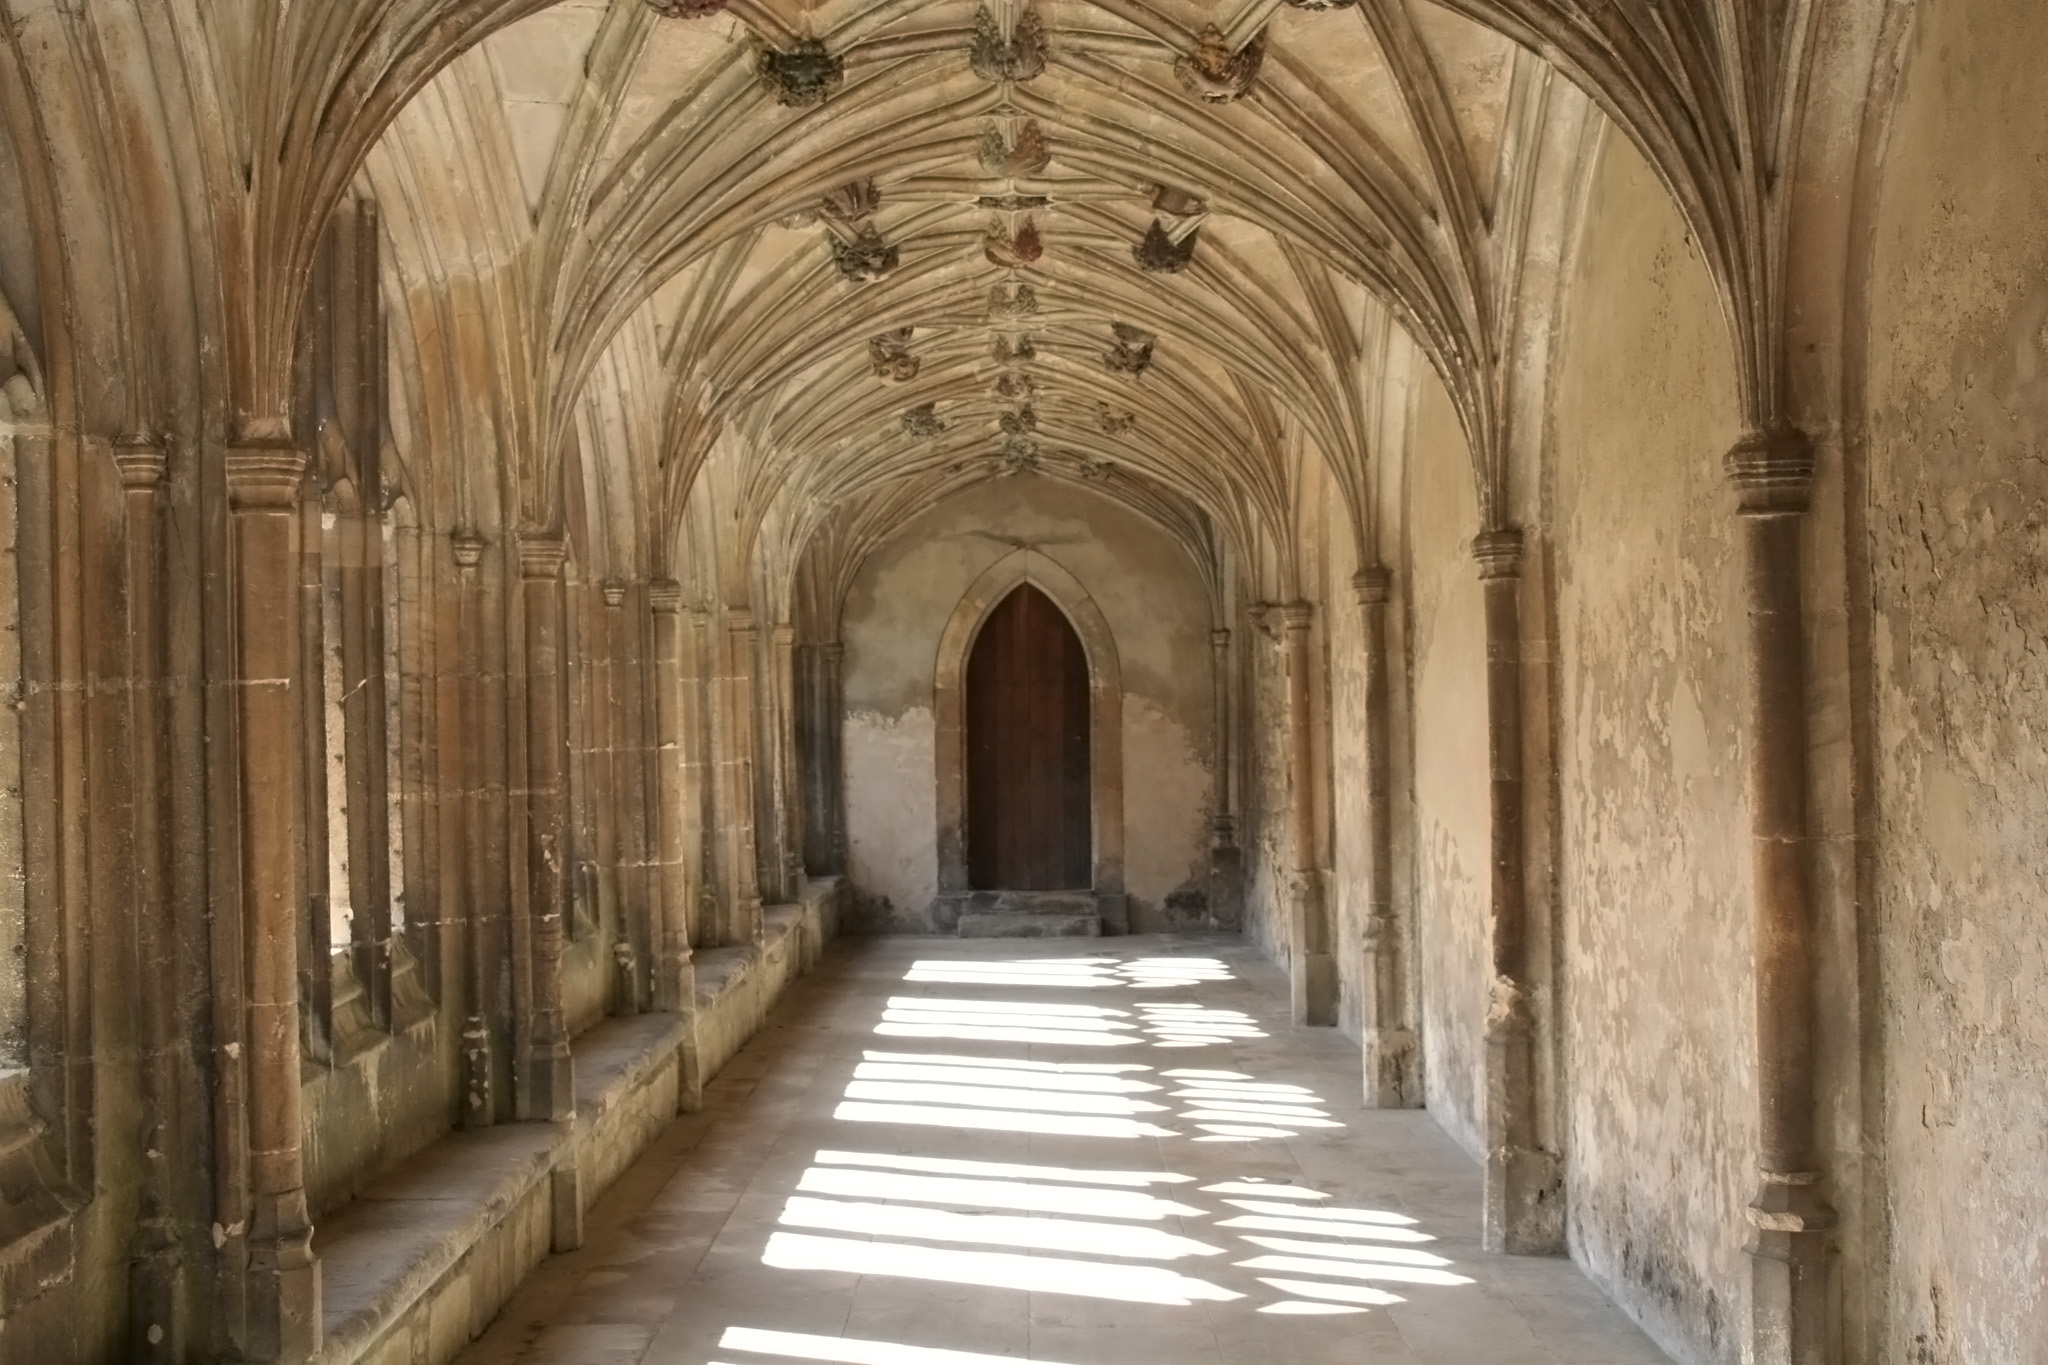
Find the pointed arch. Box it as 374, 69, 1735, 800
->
932, 548, 1125, 931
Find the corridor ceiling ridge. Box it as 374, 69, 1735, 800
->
330, 0, 1817, 583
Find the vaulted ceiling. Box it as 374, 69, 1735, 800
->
353, 0, 1667, 592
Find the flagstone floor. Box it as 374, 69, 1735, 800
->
458, 935, 1673, 1365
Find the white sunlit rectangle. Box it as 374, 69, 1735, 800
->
763, 1232, 1242, 1305
796, 1164, 1203, 1218
815, 1149, 1194, 1186
833, 1100, 1177, 1138
720, 1324, 1089, 1365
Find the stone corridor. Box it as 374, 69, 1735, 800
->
458, 938, 1669, 1365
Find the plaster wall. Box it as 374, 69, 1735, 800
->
1865, 1, 2048, 1356
839, 476, 1214, 932
1547, 133, 1750, 1364
1406, 368, 1490, 1163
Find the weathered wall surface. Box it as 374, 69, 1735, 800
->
1866, 1, 2048, 1357
839, 476, 1215, 932
1547, 131, 1750, 1363
1406, 368, 1490, 1162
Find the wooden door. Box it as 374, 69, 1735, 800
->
966, 584, 1092, 889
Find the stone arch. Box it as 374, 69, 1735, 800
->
932, 549, 1126, 932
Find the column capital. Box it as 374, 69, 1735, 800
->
1209, 627, 1231, 648
771, 622, 796, 646
516, 532, 566, 580
113, 439, 167, 491
225, 440, 308, 511
1472, 527, 1524, 580
1352, 564, 1392, 606
1725, 427, 1815, 515
726, 605, 757, 635
1280, 600, 1314, 631
600, 580, 628, 609
649, 578, 685, 613
818, 639, 845, 661
451, 530, 487, 569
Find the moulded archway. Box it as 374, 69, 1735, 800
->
932, 549, 1125, 932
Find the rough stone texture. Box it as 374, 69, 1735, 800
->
1546, 132, 1753, 1364
1406, 371, 1491, 1164
1866, 1, 2048, 1357
840, 477, 1214, 932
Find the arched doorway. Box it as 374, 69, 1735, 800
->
966, 584, 1092, 889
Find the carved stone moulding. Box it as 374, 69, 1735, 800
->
999, 408, 1038, 436
820, 178, 880, 223
1103, 321, 1156, 375
987, 281, 1041, 320
992, 370, 1037, 402
869, 328, 920, 382
1097, 403, 1135, 434
644, 0, 728, 15
970, 5, 1048, 83
1283, 0, 1356, 9
978, 194, 1050, 212
992, 334, 1037, 366
832, 226, 900, 282
1134, 219, 1198, 273
1176, 25, 1264, 103
759, 40, 843, 107
979, 121, 1051, 177
902, 403, 946, 438
984, 215, 1045, 269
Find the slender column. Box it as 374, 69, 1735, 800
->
648, 584, 704, 1059
340, 507, 392, 1029
1727, 431, 1833, 1365
722, 608, 764, 945
1206, 628, 1242, 926
1474, 528, 1560, 1253
801, 642, 846, 874
771, 622, 803, 897
297, 495, 332, 1064
517, 534, 574, 1122
685, 607, 714, 946
227, 441, 321, 1361
1354, 566, 1416, 1106
1281, 602, 1335, 1025
452, 532, 495, 1128
118, 444, 187, 1357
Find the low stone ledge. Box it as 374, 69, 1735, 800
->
313, 877, 844, 1365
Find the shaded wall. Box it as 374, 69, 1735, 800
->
839, 476, 1215, 933
1865, 0, 2048, 1356
1546, 131, 1752, 1363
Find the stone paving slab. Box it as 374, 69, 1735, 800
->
457, 936, 1674, 1365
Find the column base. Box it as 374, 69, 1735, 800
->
1360, 1026, 1417, 1108
1747, 1173, 1836, 1365
1483, 1143, 1563, 1254
128, 1225, 187, 1361
245, 1231, 321, 1362
523, 1041, 575, 1123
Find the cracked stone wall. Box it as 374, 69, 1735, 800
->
1407, 366, 1490, 1163
1547, 130, 1752, 1365
1867, 0, 2048, 1357
840, 476, 1214, 932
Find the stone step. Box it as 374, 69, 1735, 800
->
956, 910, 1103, 939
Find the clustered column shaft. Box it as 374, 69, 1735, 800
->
1353, 565, 1415, 1107
1281, 601, 1335, 1025
1727, 430, 1834, 1365
517, 534, 574, 1123
649, 581, 704, 1107
1474, 527, 1560, 1254
226, 441, 321, 1362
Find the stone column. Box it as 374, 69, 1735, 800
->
722, 608, 764, 945
452, 532, 494, 1128
517, 534, 574, 1122
1354, 566, 1416, 1107
1206, 627, 1242, 926
648, 582, 704, 1108
226, 441, 321, 1361
1281, 602, 1335, 1025
1474, 527, 1559, 1253
771, 622, 804, 897
1727, 431, 1833, 1365
298, 494, 332, 1064
118, 444, 187, 1357
685, 607, 714, 947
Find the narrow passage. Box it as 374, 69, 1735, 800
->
460, 938, 1671, 1364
